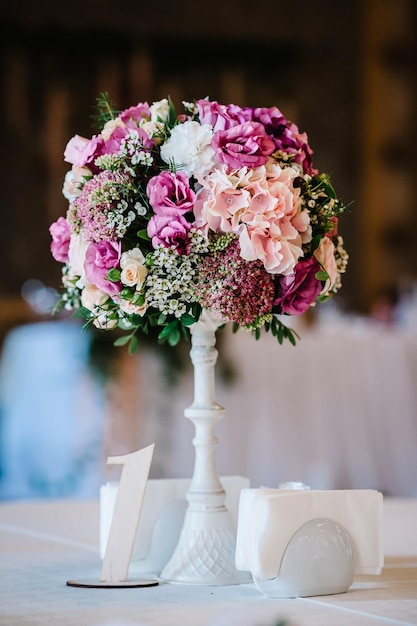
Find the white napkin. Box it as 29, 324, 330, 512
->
101, 475, 250, 572
235, 488, 383, 580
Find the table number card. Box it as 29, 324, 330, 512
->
67, 444, 159, 588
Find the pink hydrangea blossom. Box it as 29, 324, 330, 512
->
84, 240, 121, 296
49, 217, 71, 263
212, 122, 275, 170
273, 256, 322, 315
196, 163, 311, 276
194, 167, 251, 234
147, 171, 196, 216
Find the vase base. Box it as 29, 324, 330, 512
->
159, 520, 252, 586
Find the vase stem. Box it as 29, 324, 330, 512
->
160, 314, 250, 585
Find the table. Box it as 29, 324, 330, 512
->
1, 497, 417, 625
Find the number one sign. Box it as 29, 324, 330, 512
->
67, 443, 157, 589
101, 444, 155, 582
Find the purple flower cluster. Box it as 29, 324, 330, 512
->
196, 238, 275, 326
70, 170, 131, 243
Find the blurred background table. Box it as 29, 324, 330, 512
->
136, 316, 417, 497
1, 315, 417, 500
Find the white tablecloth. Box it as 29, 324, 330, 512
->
0, 497, 416, 625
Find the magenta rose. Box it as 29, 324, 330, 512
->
64, 134, 104, 167
252, 107, 315, 174
146, 171, 196, 216
273, 256, 322, 315
49, 217, 71, 263
212, 122, 275, 170
84, 241, 121, 296
147, 214, 191, 254
119, 102, 150, 123
197, 99, 251, 132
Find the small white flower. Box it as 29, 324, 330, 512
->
134, 202, 147, 216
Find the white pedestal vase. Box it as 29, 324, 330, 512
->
160, 311, 251, 585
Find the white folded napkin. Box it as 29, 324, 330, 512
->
235, 488, 383, 580
101, 475, 250, 572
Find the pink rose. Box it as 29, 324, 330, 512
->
84, 241, 121, 296
147, 171, 196, 216
273, 256, 322, 315
147, 214, 191, 254
197, 100, 251, 131
49, 217, 71, 263
119, 102, 151, 123
64, 134, 104, 167
103, 124, 152, 155
212, 122, 275, 170
313, 236, 338, 293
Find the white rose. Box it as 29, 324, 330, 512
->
93, 312, 118, 330
150, 98, 170, 123
81, 283, 109, 310
118, 298, 148, 317
140, 120, 164, 143
120, 248, 148, 289
62, 166, 91, 201
68, 231, 89, 278
160, 121, 216, 177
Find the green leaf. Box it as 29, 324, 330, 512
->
120, 288, 134, 299
166, 96, 178, 128
315, 270, 329, 281
73, 307, 92, 319
107, 268, 121, 282
132, 292, 145, 306
114, 335, 131, 347
167, 328, 181, 346
158, 320, 179, 340
190, 303, 201, 320
181, 313, 196, 326
128, 335, 139, 354
137, 229, 150, 240
287, 330, 297, 346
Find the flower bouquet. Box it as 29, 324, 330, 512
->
49, 94, 349, 584
50, 94, 348, 351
